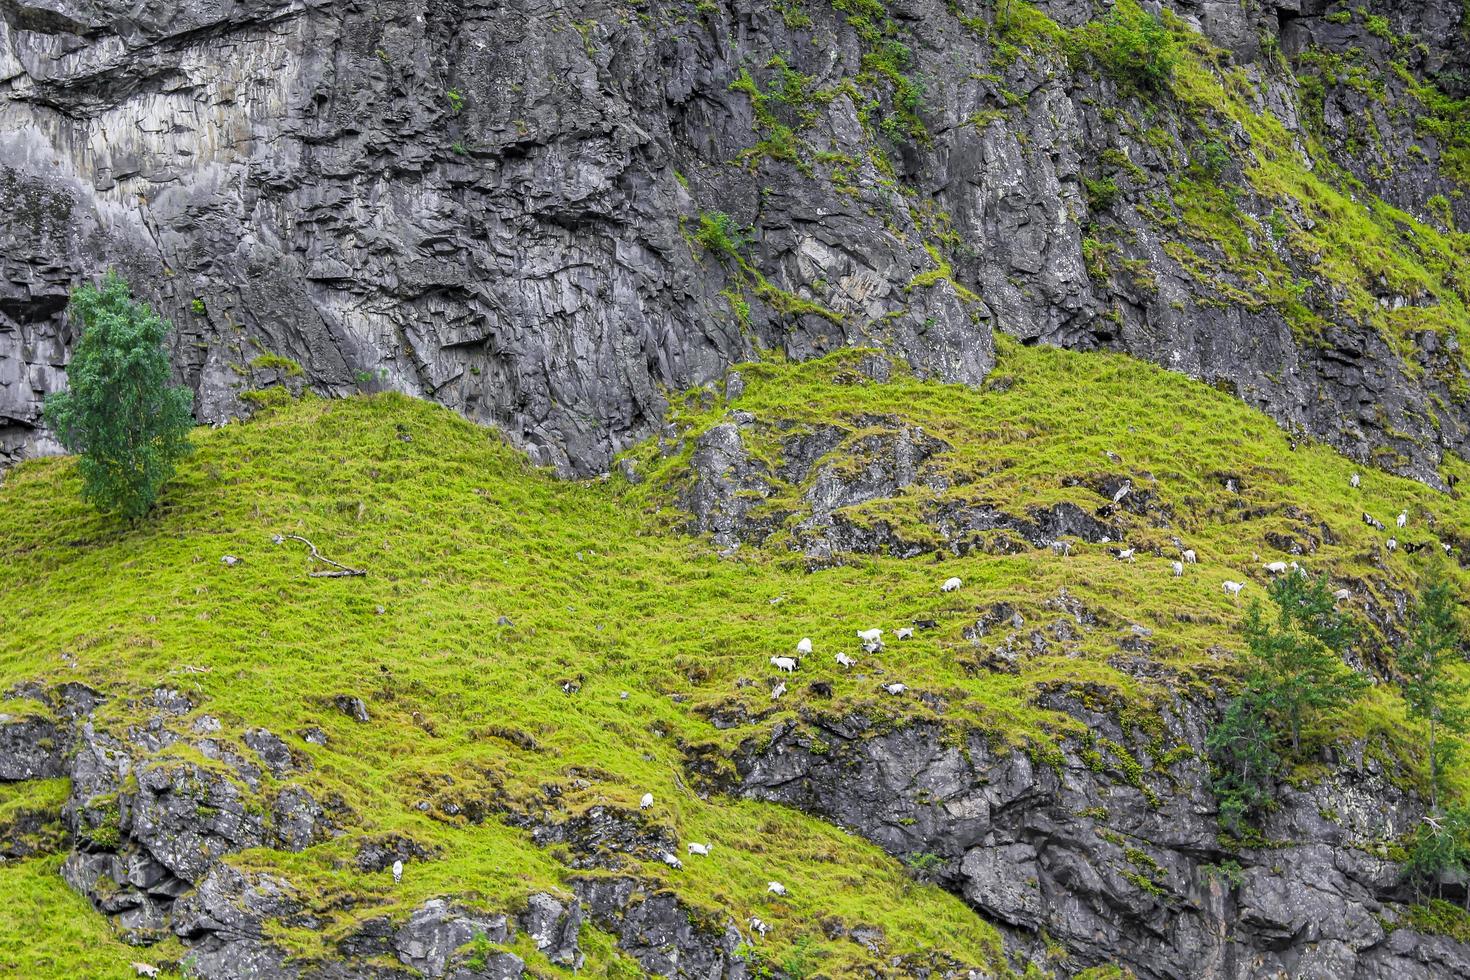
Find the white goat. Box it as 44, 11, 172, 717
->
1263, 561, 1289, 574
1350, 472, 1361, 488
895, 627, 914, 640
796, 637, 813, 654
687, 842, 712, 856
640, 792, 654, 810
1333, 588, 1352, 601
748, 916, 770, 938
1387, 537, 1398, 552
884, 682, 908, 695
941, 577, 963, 592
1182, 549, 1197, 564
835, 652, 856, 668
770, 656, 797, 673
662, 853, 683, 870
1397, 512, 1408, 528
1171, 561, 1183, 577
771, 681, 786, 700
1116, 548, 1135, 562
1112, 480, 1132, 503
392, 860, 403, 884
767, 881, 787, 896
1223, 580, 1246, 597
857, 628, 883, 644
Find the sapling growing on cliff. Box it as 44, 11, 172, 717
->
1209, 573, 1368, 833
1400, 578, 1468, 814
44, 273, 194, 520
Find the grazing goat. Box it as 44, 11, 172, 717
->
796, 637, 812, 654
896, 627, 914, 640
687, 843, 711, 856
884, 682, 908, 695
767, 881, 787, 896
770, 656, 798, 672
1350, 473, 1360, 488
835, 652, 856, 668
663, 853, 683, 869
640, 792, 654, 810
1181, 549, 1197, 564
1172, 561, 1183, 577
392, 860, 403, 884
942, 576, 963, 592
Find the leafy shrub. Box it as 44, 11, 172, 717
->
694, 212, 751, 260
1191, 140, 1232, 179
44, 273, 193, 520
1404, 808, 1470, 901
1071, 0, 1176, 92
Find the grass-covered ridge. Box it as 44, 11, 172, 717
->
2, 341, 1468, 975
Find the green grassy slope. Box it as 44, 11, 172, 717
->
1, 340, 1466, 975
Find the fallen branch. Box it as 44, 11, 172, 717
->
273, 533, 366, 577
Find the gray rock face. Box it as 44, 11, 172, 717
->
675, 403, 1140, 562
572, 876, 754, 980
3, 0, 1464, 481
726, 696, 1470, 980
0, 707, 63, 781
57, 691, 336, 941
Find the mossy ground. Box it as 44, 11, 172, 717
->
2, 339, 1467, 975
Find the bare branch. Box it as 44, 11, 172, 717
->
273, 533, 365, 578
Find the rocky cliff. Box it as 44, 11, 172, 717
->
7, 1, 1470, 978
4, 0, 1470, 479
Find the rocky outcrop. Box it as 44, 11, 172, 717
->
57, 689, 339, 941
573, 877, 755, 979
721, 694, 1470, 979
3, 0, 1467, 480
674, 398, 1140, 562
0, 707, 63, 781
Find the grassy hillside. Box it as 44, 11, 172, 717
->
2, 339, 1467, 975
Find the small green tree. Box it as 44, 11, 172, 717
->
1209, 574, 1368, 831
1400, 579, 1468, 813
1241, 573, 1366, 754
44, 273, 194, 520
1206, 693, 1282, 836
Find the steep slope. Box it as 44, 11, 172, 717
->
4, 0, 1470, 482
3, 342, 1469, 977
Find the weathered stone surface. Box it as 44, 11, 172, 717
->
3, 0, 1464, 483
517, 892, 584, 969
0, 709, 63, 781
58, 694, 334, 944
573, 875, 753, 979
726, 696, 1470, 980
